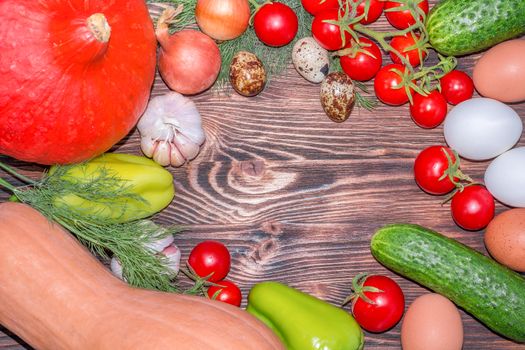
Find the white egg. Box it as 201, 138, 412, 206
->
292, 37, 330, 83
443, 98, 522, 161
485, 147, 525, 207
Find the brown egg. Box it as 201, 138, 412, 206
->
401, 294, 463, 350
485, 208, 525, 272
229, 51, 266, 97
473, 39, 525, 103
320, 72, 355, 123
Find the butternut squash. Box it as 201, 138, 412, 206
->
0, 202, 284, 350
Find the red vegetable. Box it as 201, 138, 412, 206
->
353, 0, 384, 24
253, 2, 298, 47
207, 280, 243, 307
374, 64, 412, 105
195, 0, 251, 41
345, 274, 405, 333
301, 0, 339, 15
390, 33, 427, 66
409, 91, 448, 128
156, 7, 221, 95
312, 8, 350, 51
414, 146, 458, 195
188, 241, 231, 283
0, 0, 156, 165
340, 37, 383, 82
451, 185, 495, 231
384, 0, 429, 29
440, 70, 474, 105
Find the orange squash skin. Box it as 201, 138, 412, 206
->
0, 203, 285, 350
0, 0, 157, 165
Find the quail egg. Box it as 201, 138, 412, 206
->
292, 37, 330, 83
320, 72, 355, 123
229, 51, 267, 97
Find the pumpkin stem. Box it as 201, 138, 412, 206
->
87, 13, 111, 43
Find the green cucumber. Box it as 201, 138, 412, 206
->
426, 0, 525, 56
371, 224, 525, 342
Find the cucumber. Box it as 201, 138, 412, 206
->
371, 224, 525, 342
426, 0, 525, 56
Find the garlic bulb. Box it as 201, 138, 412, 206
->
138, 92, 206, 167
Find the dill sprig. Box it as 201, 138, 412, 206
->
0, 162, 189, 294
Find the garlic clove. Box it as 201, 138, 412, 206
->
160, 244, 181, 276
144, 234, 174, 253
169, 143, 186, 167
110, 256, 125, 281
152, 141, 172, 167
174, 132, 200, 160
140, 136, 157, 158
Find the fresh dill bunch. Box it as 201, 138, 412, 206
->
0, 162, 186, 293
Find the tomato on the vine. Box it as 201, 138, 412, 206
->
390, 33, 427, 66
384, 0, 429, 29
440, 70, 474, 105
340, 37, 382, 81
301, 0, 339, 15
253, 2, 298, 47
345, 274, 405, 333
451, 185, 495, 231
188, 240, 231, 282
374, 64, 411, 105
353, 0, 384, 24
207, 280, 242, 307
409, 91, 448, 128
311, 8, 350, 51
414, 145, 459, 195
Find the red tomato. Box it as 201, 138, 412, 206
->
349, 275, 405, 333
384, 0, 429, 29
301, 0, 339, 15
374, 64, 411, 105
354, 0, 384, 24
312, 8, 350, 51
207, 280, 242, 307
188, 241, 231, 282
340, 37, 382, 81
451, 185, 495, 231
414, 145, 458, 195
409, 91, 448, 128
389, 33, 427, 66
253, 2, 298, 47
440, 70, 474, 105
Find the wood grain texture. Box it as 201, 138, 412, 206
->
1, 1, 525, 349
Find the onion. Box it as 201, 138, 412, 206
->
156, 6, 221, 95
195, 0, 251, 41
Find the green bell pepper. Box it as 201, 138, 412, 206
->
247, 281, 364, 350
50, 153, 174, 223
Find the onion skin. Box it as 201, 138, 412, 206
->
196, 0, 251, 41
156, 7, 221, 95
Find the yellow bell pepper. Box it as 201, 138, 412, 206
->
50, 153, 174, 223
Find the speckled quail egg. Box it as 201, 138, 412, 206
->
229, 51, 267, 97
320, 72, 355, 123
292, 37, 330, 83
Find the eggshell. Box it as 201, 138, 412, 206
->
292, 37, 330, 83
485, 208, 525, 272
229, 51, 267, 97
485, 147, 525, 207
401, 294, 463, 350
473, 39, 525, 103
443, 98, 522, 160
320, 72, 355, 123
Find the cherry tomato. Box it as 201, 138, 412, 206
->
253, 2, 298, 47
414, 145, 458, 195
440, 70, 474, 105
340, 37, 382, 81
354, 0, 384, 24
349, 274, 405, 333
409, 91, 448, 128
188, 240, 231, 282
301, 0, 339, 15
451, 185, 495, 231
374, 64, 411, 105
312, 8, 350, 51
384, 0, 429, 29
207, 280, 242, 307
389, 33, 427, 66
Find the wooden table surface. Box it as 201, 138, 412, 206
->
1, 1, 524, 349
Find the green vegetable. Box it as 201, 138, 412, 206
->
426, 0, 525, 56
371, 224, 525, 342
246, 281, 364, 350
50, 153, 175, 223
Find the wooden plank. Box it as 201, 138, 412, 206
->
0, 0, 524, 349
